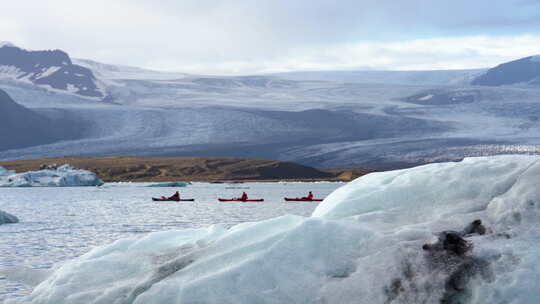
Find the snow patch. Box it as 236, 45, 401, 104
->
418, 94, 433, 101
0, 65, 25, 79
66, 84, 78, 93
0, 41, 15, 48
35, 66, 61, 80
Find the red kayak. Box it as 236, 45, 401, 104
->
152, 197, 195, 202
284, 197, 324, 202
218, 198, 264, 202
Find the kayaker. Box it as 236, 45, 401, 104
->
302, 191, 314, 200
240, 192, 248, 200
168, 191, 181, 201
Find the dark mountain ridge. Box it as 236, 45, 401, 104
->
0, 89, 82, 151
472, 56, 540, 86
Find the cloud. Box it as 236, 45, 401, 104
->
146, 34, 540, 74
2, 1, 540, 74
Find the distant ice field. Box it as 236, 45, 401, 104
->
2, 62, 540, 168
0, 181, 343, 302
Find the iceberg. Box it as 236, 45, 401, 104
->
0, 166, 15, 176
10, 155, 540, 303
147, 181, 190, 187
0, 210, 18, 225
0, 164, 103, 187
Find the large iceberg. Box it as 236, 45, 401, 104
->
10, 155, 540, 303
0, 164, 103, 187
0, 210, 18, 225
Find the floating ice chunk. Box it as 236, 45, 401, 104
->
147, 182, 190, 187
12, 215, 371, 304
0, 164, 103, 187
0, 166, 15, 176
0, 210, 18, 224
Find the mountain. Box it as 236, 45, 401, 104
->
0, 89, 81, 151
0, 43, 104, 98
2, 46, 540, 169
471, 55, 540, 86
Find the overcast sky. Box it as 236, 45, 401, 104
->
2, 0, 540, 74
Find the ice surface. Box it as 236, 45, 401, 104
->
0, 41, 15, 48
0, 166, 15, 176
0, 210, 18, 224
0, 164, 103, 187
11, 155, 540, 303
530, 55, 540, 63
73, 58, 188, 80
276, 69, 485, 86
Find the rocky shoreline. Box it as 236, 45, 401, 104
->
0, 156, 371, 183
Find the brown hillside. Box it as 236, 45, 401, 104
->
0, 156, 365, 182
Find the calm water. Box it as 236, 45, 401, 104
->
0, 182, 344, 301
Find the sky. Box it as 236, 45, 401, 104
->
2, 0, 540, 75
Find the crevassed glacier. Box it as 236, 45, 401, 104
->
0, 164, 103, 187
10, 155, 540, 303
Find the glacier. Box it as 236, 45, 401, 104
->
9, 155, 540, 303
3, 51, 540, 168
0, 164, 103, 187
0, 210, 18, 225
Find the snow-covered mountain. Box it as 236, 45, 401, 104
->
0, 43, 103, 98
0, 89, 81, 151
472, 55, 540, 86
2, 46, 540, 168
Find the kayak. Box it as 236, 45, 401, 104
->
284, 198, 324, 202
218, 198, 264, 202
152, 197, 195, 202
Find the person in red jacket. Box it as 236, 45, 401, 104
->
302, 191, 314, 200
168, 191, 181, 201
240, 192, 248, 200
